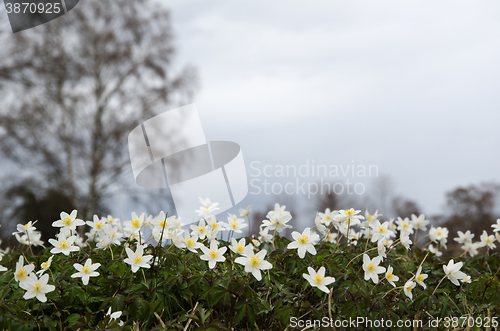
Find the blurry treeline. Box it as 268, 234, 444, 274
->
249, 176, 500, 256
0, 0, 196, 245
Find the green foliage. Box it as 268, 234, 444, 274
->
0, 234, 499, 330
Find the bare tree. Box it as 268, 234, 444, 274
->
0, 0, 196, 227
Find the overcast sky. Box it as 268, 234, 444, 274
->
154, 0, 500, 219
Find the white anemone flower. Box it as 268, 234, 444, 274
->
443, 259, 467, 286
48, 236, 80, 256
230, 238, 248, 255
15, 256, 35, 284
287, 227, 320, 259
362, 254, 386, 284
303, 266, 335, 294
124, 244, 153, 273
200, 240, 227, 269
19, 273, 55, 302
385, 266, 399, 287
52, 210, 85, 231
235, 246, 272, 281
403, 279, 416, 300
36, 256, 54, 276
415, 266, 428, 289
454, 230, 474, 245
410, 214, 429, 231
71, 258, 101, 285
479, 230, 496, 249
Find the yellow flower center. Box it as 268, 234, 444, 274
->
24, 224, 30, 229
186, 238, 195, 246
417, 275, 424, 282
32, 283, 42, 292
41, 262, 49, 269
109, 218, 115, 224
133, 254, 143, 263
212, 223, 220, 229
407, 286, 412, 293
367, 263, 376, 272
230, 221, 238, 229
209, 249, 218, 258
297, 235, 308, 244
387, 272, 394, 280
379, 225, 385, 233
60, 240, 69, 248
237, 244, 244, 252
159, 220, 167, 228
367, 214, 373, 220
131, 219, 140, 228
250, 256, 261, 267
198, 226, 206, 233
82, 266, 91, 274
314, 274, 324, 284
17, 268, 28, 279
95, 222, 103, 229
63, 217, 72, 226
436, 230, 442, 236
487, 238, 492, 243
344, 209, 355, 216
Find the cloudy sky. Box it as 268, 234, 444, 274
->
156, 0, 500, 219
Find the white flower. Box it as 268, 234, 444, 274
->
224, 217, 248, 233
461, 275, 472, 283
190, 219, 209, 240
314, 215, 327, 234
479, 230, 496, 249
123, 212, 145, 236
71, 259, 100, 285
318, 208, 338, 226
429, 227, 449, 244
404, 279, 416, 300
86, 215, 107, 239
443, 259, 467, 286
427, 244, 442, 257
454, 230, 474, 245
200, 240, 227, 269
15, 231, 44, 247
362, 254, 386, 284
337, 208, 364, 226
410, 214, 429, 231
263, 203, 293, 233
400, 233, 412, 250
235, 246, 272, 281
19, 273, 55, 302
48, 236, 80, 256
492, 219, 500, 232
0, 265, 6, 272
195, 198, 220, 217
52, 210, 85, 231
324, 231, 337, 244
15, 256, 35, 284
287, 227, 320, 259
124, 244, 153, 273
303, 266, 335, 293
385, 266, 399, 287
106, 307, 124, 327
183, 230, 203, 253
377, 240, 387, 259
370, 220, 395, 243
229, 238, 248, 255
258, 226, 273, 243
239, 206, 252, 217
461, 242, 481, 257
36, 256, 54, 276
415, 266, 428, 289
396, 217, 414, 235
13, 220, 38, 235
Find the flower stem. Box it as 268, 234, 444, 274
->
432, 275, 447, 295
